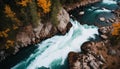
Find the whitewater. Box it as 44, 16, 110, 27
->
11, 19, 98, 69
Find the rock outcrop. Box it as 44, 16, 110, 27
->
98, 26, 113, 40
57, 8, 70, 34
0, 8, 72, 61
15, 8, 71, 53
68, 6, 120, 68
68, 21, 120, 69
68, 41, 120, 69
64, 0, 102, 11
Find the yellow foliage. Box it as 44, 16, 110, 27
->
17, 0, 32, 7
6, 40, 14, 49
13, 24, 18, 30
4, 5, 22, 27
4, 5, 15, 18
2, 31, 8, 38
5, 28, 10, 33
0, 28, 10, 38
112, 23, 120, 36
37, 0, 51, 13
0, 32, 3, 37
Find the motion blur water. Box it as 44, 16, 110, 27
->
70, 0, 117, 26
12, 19, 98, 69
9, 0, 119, 69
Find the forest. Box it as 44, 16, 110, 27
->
0, 0, 120, 53
0, 0, 81, 53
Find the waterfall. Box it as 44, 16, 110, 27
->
12, 19, 98, 69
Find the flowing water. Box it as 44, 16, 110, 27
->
70, 0, 118, 26
0, 0, 119, 69
11, 19, 98, 69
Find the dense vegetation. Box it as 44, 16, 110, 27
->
0, 0, 81, 51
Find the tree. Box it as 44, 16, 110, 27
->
37, 0, 51, 13
17, 0, 40, 27
50, 0, 61, 25
4, 5, 22, 27
112, 23, 120, 36
110, 22, 120, 45
17, 0, 31, 7
29, 0, 40, 27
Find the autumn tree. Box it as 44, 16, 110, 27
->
17, 0, 31, 7
110, 22, 120, 45
37, 0, 51, 13
112, 23, 120, 36
17, 0, 40, 27
4, 5, 22, 28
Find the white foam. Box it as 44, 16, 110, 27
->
12, 19, 98, 69
102, 0, 116, 4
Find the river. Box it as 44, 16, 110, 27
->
0, 0, 119, 69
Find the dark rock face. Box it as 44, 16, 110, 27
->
68, 41, 120, 69
112, 8, 120, 23
15, 8, 71, 53
68, 17, 120, 69
98, 26, 113, 40
64, 0, 102, 11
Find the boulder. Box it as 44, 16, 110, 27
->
98, 26, 112, 34
100, 35, 108, 39
16, 25, 34, 47
65, 0, 102, 11
57, 8, 70, 34
79, 11, 85, 15
99, 17, 105, 22
68, 40, 120, 69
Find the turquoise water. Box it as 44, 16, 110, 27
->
0, 0, 118, 69
70, 0, 118, 26
11, 19, 98, 69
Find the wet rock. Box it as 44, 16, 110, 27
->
113, 8, 120, 18
79, 0, 102, 6
68, 39, 120, 69
108, 18, 115, 23
98, 26, 112, 34
79, 11, 84, 15
100, 35, 108, 39
99, 17, 105, 22
117, 1, 120, 6
65, 0, 102, 11
68, 52, 104, 69
68, 52, 80, 69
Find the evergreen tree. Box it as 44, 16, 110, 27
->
50, 0, 61, 26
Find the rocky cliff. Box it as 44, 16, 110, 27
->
0, 8, 72, 61
68, 22, 120, 69
68, 3, 120, 68
15, 8, 72, 53
68, 40, 120, 69
64, 0, 102, 11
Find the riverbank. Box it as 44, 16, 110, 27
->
1, 0, 120, 69
68, 25, 120, 69
67, 1, 120, 68
0, 0, 102, 62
